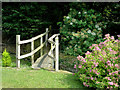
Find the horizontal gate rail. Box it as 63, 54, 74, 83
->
16, 28, 49, 68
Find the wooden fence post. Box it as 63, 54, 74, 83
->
46, 28, 48, 47
31, 38, 34, 65
16, 35, 20, 68
41, 37, 43, 56
55, 36, 59, 71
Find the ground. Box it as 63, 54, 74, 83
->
2, 67, 89, 89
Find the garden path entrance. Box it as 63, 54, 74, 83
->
16, 28, 59, 71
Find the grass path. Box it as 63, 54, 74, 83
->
2, 67, 88, 88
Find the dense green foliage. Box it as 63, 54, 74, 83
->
58, 8, 107, 56
2, 2, 69, 41
69, 2, 120, 22
74, 34, 119, 89
2, 49, 11, 67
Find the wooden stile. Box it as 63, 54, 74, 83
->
16, 28, 60, 71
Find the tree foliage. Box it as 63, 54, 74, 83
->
2, 2, 69, 41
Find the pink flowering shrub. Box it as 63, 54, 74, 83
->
74, 34, 120, 89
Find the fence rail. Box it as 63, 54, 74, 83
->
16, 28, 49, 68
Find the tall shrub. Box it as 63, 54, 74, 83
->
74, 34, 120, 89
58, 8, 107, 56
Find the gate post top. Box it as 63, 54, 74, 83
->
16, 35, 20, 42
46, 28, 48, 31
16, 35, 20, 39
16, 35, 20, 36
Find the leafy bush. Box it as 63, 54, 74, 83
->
58, 8, 107, 56
74, 34, 120, 89
2, 49, 12, 67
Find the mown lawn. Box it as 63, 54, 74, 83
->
2, 67, 89, 89
2, 54, 90, 89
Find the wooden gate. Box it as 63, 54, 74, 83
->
16, 28, 59, 71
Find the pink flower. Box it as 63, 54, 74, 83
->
107, 60, 111, 64
96, 81, 100, 84
109, 73, 112, 75
110, 51, 117, 54
105, 66, 107, 68
108, 48, 112, 52
85, 51, 91, 55
86, 85, 89, 87
117, 35, 120, 37
105, 34, 110, 38
115, 64, 119, 68
114, 71, 118, 74
114, 83, 119, 87
78, 65, 82, 68
115, 39, 119, 42
95, 77, 97, 80
95, 47, 101, 51
89, 46, 92, 49
108, 82, 113, 85
91, 77, 93, 80
118, 55, 120, 57
93, 62, 98, 67
105, 77, 111, 81
83, 59, 86, 63
115, 57, 118, 59
102, 51, 106, 55
93, 70, 96, 73
107, 69, 110, 72
74, 65, 76, 68
77, 55, 82, 60
83, 82, 86, 86
92, 44, 98, 46
110, 36, 114, 40
90, 69, 91, 72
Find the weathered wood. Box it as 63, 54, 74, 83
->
31, 38, 34, 65
16, 35, 20, 68
55, 36, 59, 71
46, 28, 48, 47
19, 39, 32, 44
19, 41, 46, 59
19, 31, 49, 44
48, 39, 56, 45
19, 52, 32, 59
41, 36, 43, 56
32, 31, 48, 41
48, 45, 55, 56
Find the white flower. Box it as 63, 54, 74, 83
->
95, 25, 99, 28
70, 22, 73, 25
98, 28, 101, 30
75, 44, 77, 47
87, 30, 91, 33
72, 37, 74, 39
66, 16, 70, 19
66, 47, 69, 49
91, 32, 96, 35
84, 12, 87, 14
78, 12, 81, 14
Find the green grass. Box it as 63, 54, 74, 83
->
2, 67, 88, 88
2, 54, 89, 88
